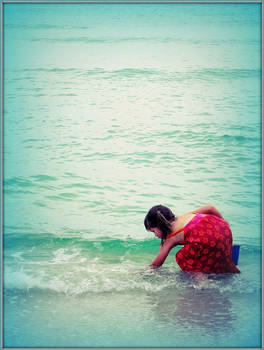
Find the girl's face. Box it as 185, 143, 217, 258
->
150, 227, 162, 239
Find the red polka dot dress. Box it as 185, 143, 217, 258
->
174, 214, 240, 274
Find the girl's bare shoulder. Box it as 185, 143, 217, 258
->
178, 211, 197, 222
171, 211, 196, 233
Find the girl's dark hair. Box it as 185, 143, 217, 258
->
144, 204, 176, 242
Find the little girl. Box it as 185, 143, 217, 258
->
144, 204, 240, 273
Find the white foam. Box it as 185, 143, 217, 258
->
50, 248, 82, 264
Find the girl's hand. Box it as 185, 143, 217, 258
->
192, 204, 223, 218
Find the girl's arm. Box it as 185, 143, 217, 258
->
192, 204, 223, 218
149, 240, 175, 268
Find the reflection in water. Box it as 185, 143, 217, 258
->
146, 271, 236, 335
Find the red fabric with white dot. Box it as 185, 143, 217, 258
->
176, 213, 240, 274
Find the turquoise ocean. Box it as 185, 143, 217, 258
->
3, 3, 262, 347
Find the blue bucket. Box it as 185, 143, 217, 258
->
232, 245, 240, 265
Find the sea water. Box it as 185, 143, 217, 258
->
3, 3, 262, 347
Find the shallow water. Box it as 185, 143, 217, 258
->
4, 243, 262, 347
3, 3, 262, 347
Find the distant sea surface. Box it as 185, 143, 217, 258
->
4, 4, 261, 347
